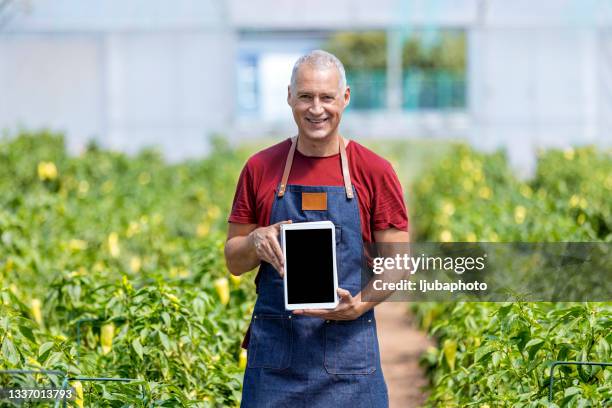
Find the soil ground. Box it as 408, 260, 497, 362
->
376, 302, 435, 408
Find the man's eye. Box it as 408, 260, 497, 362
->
323, 96, 334, 101
299, 95, 311, 100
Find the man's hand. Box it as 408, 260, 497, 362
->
292, 288, 366, 320
249, 220, 292, 277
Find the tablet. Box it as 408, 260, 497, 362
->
281, 221, 339, 310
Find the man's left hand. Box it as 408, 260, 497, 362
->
292, 288, 369, 320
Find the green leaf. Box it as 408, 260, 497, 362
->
140, 327, 149, 341
496, 303, 513, 320
132, 338, 144, 359
563, 386, 581, 397
18, 325, 36, 343
46, 351, 63, 366
513, 329, 530, 351
2, 338, 19, 365
159, 331, 170, 352
38, 341, 54, 358
524, 338, 545, 359
524, 338, 544, 350
474, 345, 495, 363
595, 337, 609, 357
161, 312, 171, 328
491, 351, 501, 368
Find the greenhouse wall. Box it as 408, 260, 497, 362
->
0, 0, 610, 168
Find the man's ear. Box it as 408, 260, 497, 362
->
287, 85, 292, 106
343, 86, 351, 108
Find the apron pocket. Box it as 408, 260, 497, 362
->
248, 314, 292, 370
324, 317, 376, 375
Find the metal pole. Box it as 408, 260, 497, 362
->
548, 360, 612, 402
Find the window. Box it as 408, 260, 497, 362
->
236, 53, 259, 115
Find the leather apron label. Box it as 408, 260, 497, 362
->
301, 192, 327, 211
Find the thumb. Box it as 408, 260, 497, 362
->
273, 219, 292, 230
337, 288, 351, 300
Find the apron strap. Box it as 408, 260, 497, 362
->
278, 136, 298, 197
277, 136, 353, 199
339, 136, 354, 199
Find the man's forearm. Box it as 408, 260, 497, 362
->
356, 229, 411, 313
225, 234, 260, 275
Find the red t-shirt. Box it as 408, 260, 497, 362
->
228, 138, 409, 241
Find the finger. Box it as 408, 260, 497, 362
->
269, 237, 285, 269
269, 221, 291, 269
254, 233, 271, 259
254, 241, 264, 259
254, 240, 282, 277
276, 262, 284, 278
266, 251, 283, 276
257, 241, 273, 262
261, 245, 281, 273
261, 243, 283, 274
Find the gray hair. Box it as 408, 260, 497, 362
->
290, 50, 347, 92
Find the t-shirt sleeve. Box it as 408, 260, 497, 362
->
228, 161, 257, 224
372, 162, 409, 232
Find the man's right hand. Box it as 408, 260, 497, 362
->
249, 220, 292, 277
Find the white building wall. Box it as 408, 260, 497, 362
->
598, 29, 612, 143
466, 0, 612, 175
0, 0, 610, 164
1, 0, 235, 160
5, 0, 227, 31
228, 0, 477, 29
0, 34, 104, 153
104, 31, 235, 159
469, 27, 601, 173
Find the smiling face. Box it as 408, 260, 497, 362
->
287, 64, 350, 143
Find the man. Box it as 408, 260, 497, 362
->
225, 50, 409, 407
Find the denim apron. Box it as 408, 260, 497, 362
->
241, 137, 389, 408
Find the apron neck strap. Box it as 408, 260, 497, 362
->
339, 135, 354, 199
277, 136, 354, 199
278, 136, 298, 197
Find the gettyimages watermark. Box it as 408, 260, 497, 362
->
360, 242, 611, 302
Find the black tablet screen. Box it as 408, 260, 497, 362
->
285, 228, 335, 304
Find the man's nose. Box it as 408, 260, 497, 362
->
308, 98, 324, 115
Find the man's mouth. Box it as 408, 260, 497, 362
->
306, 118, 328, 124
